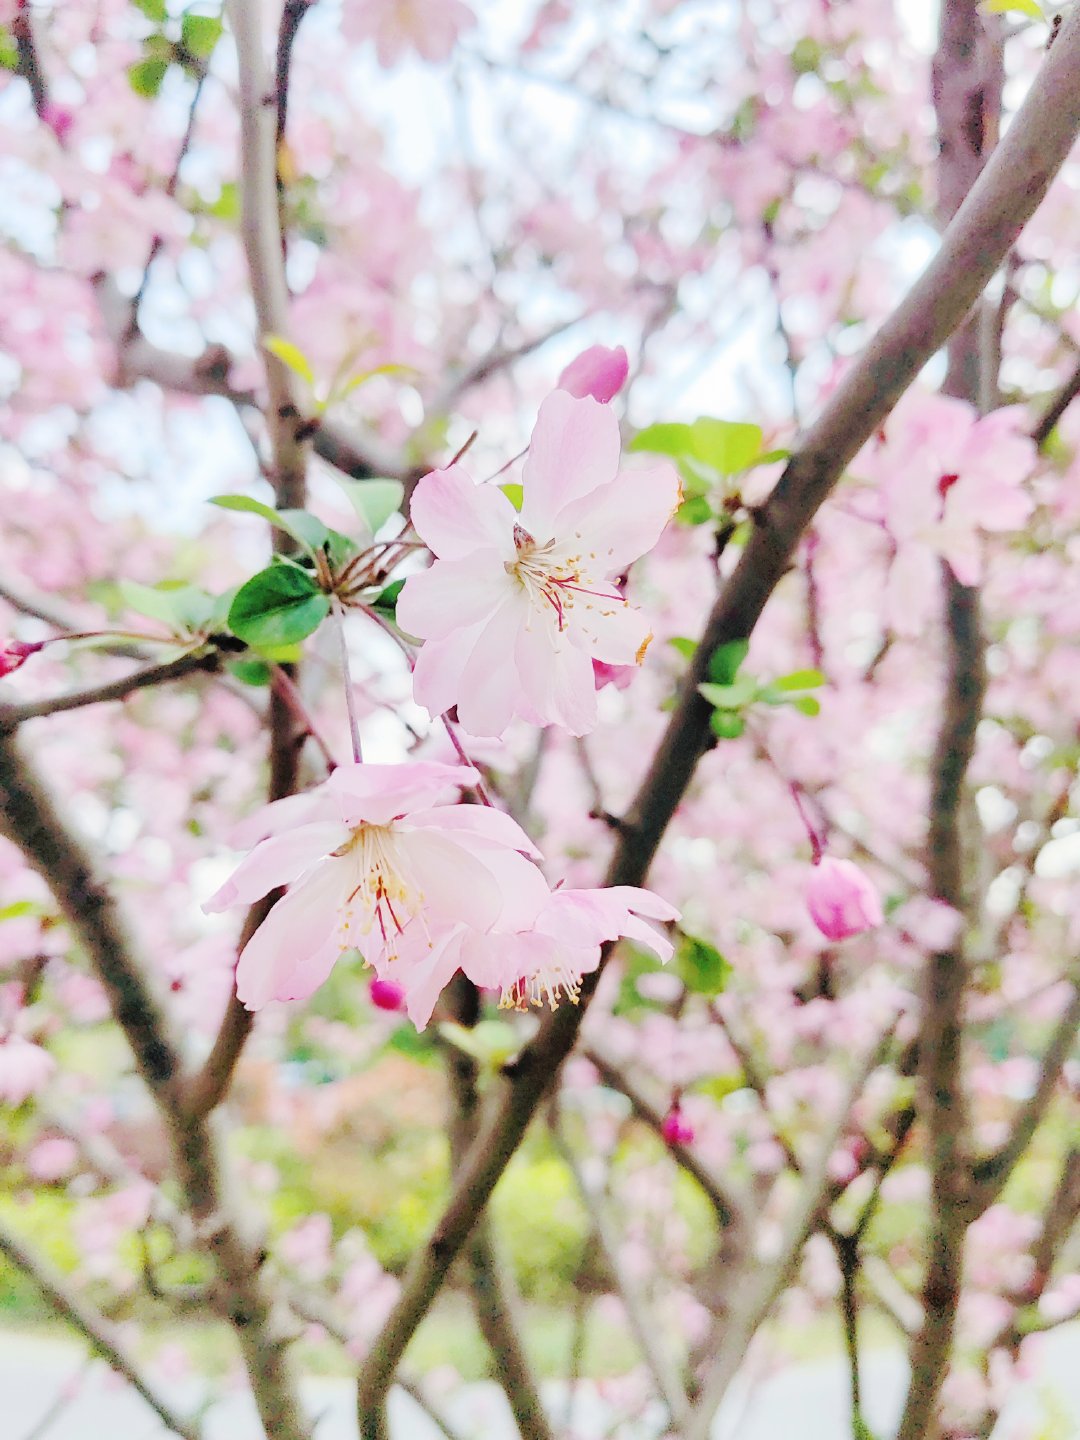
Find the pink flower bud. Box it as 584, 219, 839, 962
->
41, 104, 74, 142
0, 640, 44, 678
556, 344, 629, 403
806, 856, 883, 941
592, 659, 636, 692
660, 1105, 695, 1147
369, 977, 406, 1012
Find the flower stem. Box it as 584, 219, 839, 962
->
440, 714, 494, 807
269, 664, 338, 773
332, 599, 363, 763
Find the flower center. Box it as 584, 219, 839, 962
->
333, 824, 421, 955
499, 963, 582, 1013
506, 524, 623, 632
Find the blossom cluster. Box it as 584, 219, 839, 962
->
208, 361, 682, 1027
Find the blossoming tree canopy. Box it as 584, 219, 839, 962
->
1, 2, 1080, 1440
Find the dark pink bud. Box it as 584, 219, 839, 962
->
0, 640, 44, 679
592, 659, 636, 692
660, 1105, 695, 1147
806, 856, 883, 942
557, 345, 629, 403
369, 977, 405, 1012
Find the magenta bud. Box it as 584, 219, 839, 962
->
557, 344, 629, 404
369, 977, 406, 1012
0, 640, 45, 678
660, 1105, 695, 1147
806, 856, 883, 942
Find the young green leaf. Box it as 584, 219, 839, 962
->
180, 13, 222, 57
228, 658, 272, 686
676, 934, 731, 996
132, 0, 168, 19
118, 580, 215, 631
228, 566, 330, 651
209, 495, 329, 555
667, 637, 697, 660
707, 638, 750, 685
698, 676, 759, 710
710, 710, 745, 740
690, 418, 763, 475
774, 668, 825, 692
628, 422, 694, 458
371, 579, 405, 616
981, 0, 1042, 18
336, 478, 405, 534
499, 482, 524, 511
263, 334, 316, 388
128, 57, 169, 96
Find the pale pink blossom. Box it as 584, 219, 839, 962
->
27, 1136, 78, 1181
204, 762, 547, 1010
399, 391, 680, 736
557, 344, 629, 403
342, 0, 476, 67
387, 883, 678, 1030
0, 1036, 55, 1105
806, 857, 883, 941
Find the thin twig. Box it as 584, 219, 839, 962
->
0, 651, 218, 733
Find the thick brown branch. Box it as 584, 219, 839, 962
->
355, 11, 1080, 1424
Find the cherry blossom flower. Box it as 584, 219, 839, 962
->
0, 1036, 56, 1106
342, 0, 476, 67
385, 882, 678, 1030
204, 762, 546, 1010
557, 344, 629, 403
806, 856, 883, 941
398, 390, 680, 736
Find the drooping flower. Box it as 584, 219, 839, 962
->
398, 390, 680, 737
384, 882, 679, 1030
204, 762, 547, 1010
557, 344, 629, 403
806, 856, 883, 941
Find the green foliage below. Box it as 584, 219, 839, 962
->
675, 933, 731, 996
127, 57, 169, 97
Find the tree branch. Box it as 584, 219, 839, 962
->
0, 731, 311, 1440
355, 11, 1080, 1425
0, 650, 219, 733
0, 1219, 201, 1440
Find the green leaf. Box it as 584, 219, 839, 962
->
263, 335, 315, 388
128, 57, 169, 96
707, 638, 750, 685
982, 0, 1042, 17
0, 29, 18, 72
372, 579, 405, 616
228, 658, 271, 686
667, 637, 697, 660
675, 495, 714, 526
710, 710, 745, 740
209, 495, 329, 555
228, 566, 330, 651
437, 1020, 521, 1070
698, 676, 758, 710
774, 668, 825, 692
791, 694, 821, 716
676, 934, 731, 996
336, 362, 416, 400
118, 580, 214, 631
337, 478, 404, 534
0, 901, 40, 923
180, 13, 222, 57
206, 181, 239, 222
629, 422, 694, 459
132, 0, 168, 19
500, 482, 524, 511
690, 418, 763, 476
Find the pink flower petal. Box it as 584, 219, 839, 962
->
408, 465, 516, 560
456, 593, 532, 737
556, 460, 680, 572
406, 805, 541, 859
514, 617, 598, 735
520, 391, 620, 539
397, 829, 504, 931
397, 556, 511, 640
326, 762, 478, 826
235, 859, 351, 1009
557, 344, 629, 403
411, 620, 484, 720
203, 822, 346, 913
